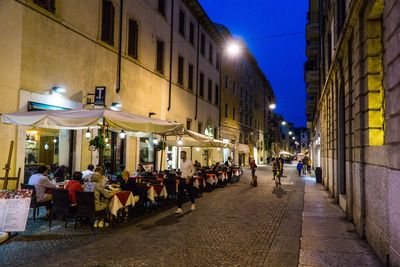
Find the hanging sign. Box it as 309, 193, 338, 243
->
94, 86, 106, 106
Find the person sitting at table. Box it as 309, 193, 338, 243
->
28, 165, 56, 217
211, 162, 221, 173
134, 164, 146, 177
115, 165, 125, 180
82, 164, 94, 182
93, 166, 107, 185
91, 172, 116, 227
194, 160, 202, 169
119, 170, 136, 192
65, 171, 83, 206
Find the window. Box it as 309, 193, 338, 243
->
233, 107, 236, 120
208, 79, 212, 102
178, 56, 184, 85
200, 33, 205, 56
158, 0, 165, 16
198, 122, 203, 134
233, 81, 236, 94
101, 0, 115, 45
216, 52, 220, 70
179, 10, 185, 36
199, 72, 204, 97
209, 44, 213, 63
140, 137, 154, 164
186, 119, 192, 130
225, 104, 228, 118
189, 22, 195, 45
156, 39, 165, 73
188, 64, 194, 90
33, 0, 55, 13
225, 75, 229, 88
215, 84, 219, 105
128, 19, 138, 59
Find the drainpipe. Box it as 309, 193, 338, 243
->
116, 0, 123, 93
194, 18, 200, 120
167, 0, 174, 111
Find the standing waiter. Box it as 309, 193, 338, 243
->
175, 151, 196, 214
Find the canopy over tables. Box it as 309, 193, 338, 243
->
278, 151, 294, 156
165, 129, 235, 149
1, 109, 183, 134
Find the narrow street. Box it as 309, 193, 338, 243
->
1, 165, 304, 266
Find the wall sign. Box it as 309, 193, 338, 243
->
94, 86, 106, 106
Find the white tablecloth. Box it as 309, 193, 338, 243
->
109, 192, 139, 216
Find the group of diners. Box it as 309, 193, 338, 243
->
26, 164, 147, 227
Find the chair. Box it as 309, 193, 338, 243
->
163, 179, 177, 200
74, 191, 98, 231
21, 183, 52, 221
133, 183, 149, 215
49, 189, 74, 228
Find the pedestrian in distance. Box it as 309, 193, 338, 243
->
175, 151, 196, 214
297, 161, 303, 176
250, 156, 258, 186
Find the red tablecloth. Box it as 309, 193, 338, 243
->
116, 191, 130, 205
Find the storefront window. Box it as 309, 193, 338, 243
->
25, 129, 59, 166
139, 137, 154, 164
103, 131, 125, 174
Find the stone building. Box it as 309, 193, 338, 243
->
0, 0, 223, 184
308, 0, 399, 265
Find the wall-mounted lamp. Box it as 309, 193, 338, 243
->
53, 137, 57, 143
153, 139, 159, 145
288, 131, 293, 135
50, 86, 66, 94
195, 147, 200, 151
110, 93, 122, 111
119, 129, 126, 139
85, 128, 92, 139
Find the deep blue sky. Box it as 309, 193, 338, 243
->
199, 0, 308, 127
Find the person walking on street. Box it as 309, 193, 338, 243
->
175, 151, 196, 214
296, 161, 303, 176
250, 157, 257, 186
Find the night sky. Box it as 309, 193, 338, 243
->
199, 0, 308, 127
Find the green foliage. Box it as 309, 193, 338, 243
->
156, 140, 166, 151
89, 133, 106, 150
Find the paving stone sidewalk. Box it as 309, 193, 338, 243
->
299, 176, 381, 266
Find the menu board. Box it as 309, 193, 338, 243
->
0, 190, 32, 232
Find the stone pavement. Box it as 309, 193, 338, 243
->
0, 165, 381, 266
299, 177, 381, 266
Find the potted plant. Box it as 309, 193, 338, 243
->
89, 133, 106, 151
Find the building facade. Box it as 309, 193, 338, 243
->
0, 0, 223, 185
309, 0, 400, 265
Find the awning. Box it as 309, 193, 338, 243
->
165, 129, 235, 149
279, 151, 294, 156
1, 109, 183, 134
236, 143, 249, 153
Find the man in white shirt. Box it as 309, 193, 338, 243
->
82, 164, 94, 182
175, 151, 196, 214
28, 165, 56, 217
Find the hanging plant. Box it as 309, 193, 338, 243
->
89, 133, 106, 151
156, 140, 166, 151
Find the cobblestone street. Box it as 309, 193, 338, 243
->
1, 165, 306, 267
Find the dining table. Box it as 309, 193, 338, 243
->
108, 189, 139, 217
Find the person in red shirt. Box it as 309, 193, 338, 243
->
65, 172, 83, 206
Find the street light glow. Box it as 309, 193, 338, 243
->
281, 121, 287, 125
227, 42, 240, 56
292, 136, 296, 140
268, 103, 276, 110
288, 131, 293, 135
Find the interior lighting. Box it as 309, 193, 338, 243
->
177, 137, 183, 146
53, 137, 57, 143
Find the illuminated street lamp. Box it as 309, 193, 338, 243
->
268, 103, 276, 110
226, 42, 241, 56
288, 131, 293, 135
292, 136, 296, 140
281, 121, 287, 126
